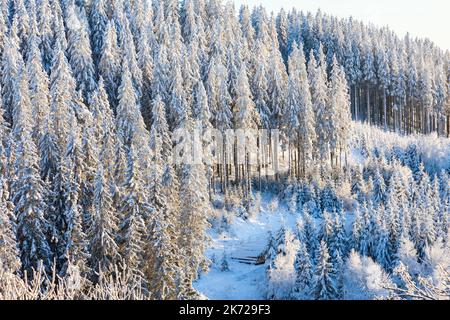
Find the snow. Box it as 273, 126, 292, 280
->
349, 122, 450, 173
194, 194, 299, 300
194, 122, 450, 300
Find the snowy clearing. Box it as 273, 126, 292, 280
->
195, 195, 299, 300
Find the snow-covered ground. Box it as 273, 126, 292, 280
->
194, 194, 298, 300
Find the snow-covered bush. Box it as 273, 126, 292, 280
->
266, 230, 300, 300
397, 236, 421, 276
343, 250, 394, 300
0, 262, 145, 300
351, 123, 450, 175
220, 252, 230, 272
422, 241, 450, 285
391, 263, 450, 300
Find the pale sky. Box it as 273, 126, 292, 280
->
234, 0, 450, 51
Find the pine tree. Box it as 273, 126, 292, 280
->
208, 55, 232, 131
234, 64, 259, 129
0, 171, 20, 274
266, 229, 299, 299
182, 33, 202, 108
26, 35, 50, 144
0, 8, 7, 57
89, 0, 108, 68
118, 144, 150, 288
1, 35, 21, 124
115, 62, 150, 167
62, 116, 90, 278
11, 69, 52, 275
267, 44, 287, 130
352, 205, 362, 251
308, 49, 329, 166
296, 44, 317, 177
168, 61, 188, 130
302, 207, 317, 254
358, 202, 373, 257
220, 251, 229, 272
330, 211, 347, 260
372, 168, 386, 205
328, 55, 351, 167
120, 16, 143, 99
311, 240, 338, 300
49, 40, 77, 152
35, 0, 53, 73
89, 162, 119, 278
178, 160, 211, 297
11, 0, 30, 56
66, 4, 96, 103
250, 40, 270, 129
147, 160, 182, 300
98, 21, 121, 110
151, 41, 170, 103
294, 242, 313, 297
375, 220, 391, 271
137, 24, 154, 130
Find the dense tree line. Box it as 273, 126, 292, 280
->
264, 128, 449, 300
279, 8, 450, 136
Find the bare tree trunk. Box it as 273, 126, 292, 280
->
287, 141, 292, 179
257, 133, 262, 191
246, 151, 251, 197
273, 131, 280, 182
366, 84, 371, 124
447, 115, 450, 138
222, 138, 228, 196
383, 89, 387, 130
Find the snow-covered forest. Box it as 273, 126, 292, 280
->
0, 0, 448, 300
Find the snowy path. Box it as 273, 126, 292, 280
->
194, 197, 299, 300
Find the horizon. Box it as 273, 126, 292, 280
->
233, 0, 450, 51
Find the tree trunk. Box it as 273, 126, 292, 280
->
354, 85, 359, 121
383, 89, 387, 130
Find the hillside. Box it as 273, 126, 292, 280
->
195, 123, 450, 300
0, 0, 448, 300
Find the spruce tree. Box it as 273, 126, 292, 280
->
89, 163, 119, 278
311, 240, 338, 300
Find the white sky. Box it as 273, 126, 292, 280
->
233, 0, 450, 51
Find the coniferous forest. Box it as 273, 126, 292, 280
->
0, 0, 449, 300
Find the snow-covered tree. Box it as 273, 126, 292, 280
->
308, 49, 329, 166
343, 250, 394, 299
294, 242, 313, 298
115, 63, 148, 149
0, 171, 20, 274
178, 160, 211, 297
89, 163, 119, 278
98, 21, 121, 110
284, 42, 316, 178
26, 35, 50, 144
2, 36, 21, 124
11, 69, 52, 275
66, 4, 96, 103
89, 0, 108, 68
311, 240, 338, 300
266, 229, 299, 300
328, 56, 351, 167
118, 144, 150, 287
